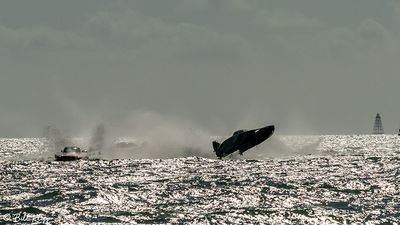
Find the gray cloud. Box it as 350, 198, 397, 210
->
253, 9, 324, 29
0, 0, 400, 137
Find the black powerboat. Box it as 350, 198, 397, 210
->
212, 125, 275, 159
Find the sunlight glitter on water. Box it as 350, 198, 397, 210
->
0, 135, 399, 224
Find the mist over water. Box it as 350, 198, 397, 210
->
37, 110, 321, 160
38, 111, 214, 160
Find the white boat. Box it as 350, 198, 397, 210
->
55, 146, 88, 161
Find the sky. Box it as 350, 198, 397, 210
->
1, 0, 400, 137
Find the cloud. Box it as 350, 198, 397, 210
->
253, 9, 324, 29
261, 15, 397, 67
357, 19, 389, 42
393, 0, 400, 23
0, 2, 247, 61
79, 3, 249, 62
2, 0, 400, 136
176, 0, 208, 11
0, 24, 98, 50
177, 0, 254, 11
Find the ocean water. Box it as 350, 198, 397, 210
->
0, 135, 399, 224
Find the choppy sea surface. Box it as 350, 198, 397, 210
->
0, 135, 399, 224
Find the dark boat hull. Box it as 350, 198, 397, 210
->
239, 125, 275, 153
55, 155, 87, 161
215, 125, 275, 158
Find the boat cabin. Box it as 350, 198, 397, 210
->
233, 129, 247, 136
62, 146, 81, 153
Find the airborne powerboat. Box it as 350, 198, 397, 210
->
212, 125, 275, 159
55, 146, 88, 161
